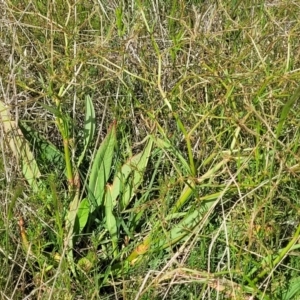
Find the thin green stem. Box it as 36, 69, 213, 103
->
174, 113, 196, 176
63, 137, 74, 189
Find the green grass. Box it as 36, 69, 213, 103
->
1, 0, 300, 299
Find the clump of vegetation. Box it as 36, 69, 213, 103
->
1, 1, 300, 299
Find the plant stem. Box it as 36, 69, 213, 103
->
63, 137, 74, 189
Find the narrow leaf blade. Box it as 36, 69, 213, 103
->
77, 95, 96, 167
121, 139, 153, 210
110, 137, 153, 211
76, 198, 90, 233
105, 185, 118, 257
88, 121, 117, 208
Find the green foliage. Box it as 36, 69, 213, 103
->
77, 198, 90, 233
2, 0, 300, 299
105, 185, 119, 257
18, 120, 64, 172
281, 276, 300, 300
111, 137, 153, 211
77, 95, 96, 168
88, 121, 117, 209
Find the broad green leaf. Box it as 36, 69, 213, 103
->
88, 121, 117, 209
126, 198, 217, 266
110, 159, 133, 206
77, 95, 96, 167
155, 208, 202, 248
105, 185, 118, 257
18, 120, 64, 168
76, 198, 90, 233
0, 101, 41, 192
65, 191, 80, 277
145, 208, 202, 253
110, 137, 153, 211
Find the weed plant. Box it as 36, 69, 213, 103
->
1, 0, 300, 299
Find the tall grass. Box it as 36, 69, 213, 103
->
1, 0, 300, 299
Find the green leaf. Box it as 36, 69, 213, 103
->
38, 102, 63, 119
105, 185, 118, 257
77, 95, 96, 168
115, 6, 125, 37
65, 191, 80, 277
76, 198, 90, 233
110, 137, 153, 211
18, 120, 64, 169
282, 276, 300, 300
88, 121, 117, 209
155, 208, 202, 249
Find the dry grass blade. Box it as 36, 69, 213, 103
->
135, 268, 254, 300
0, 101, 41, 191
